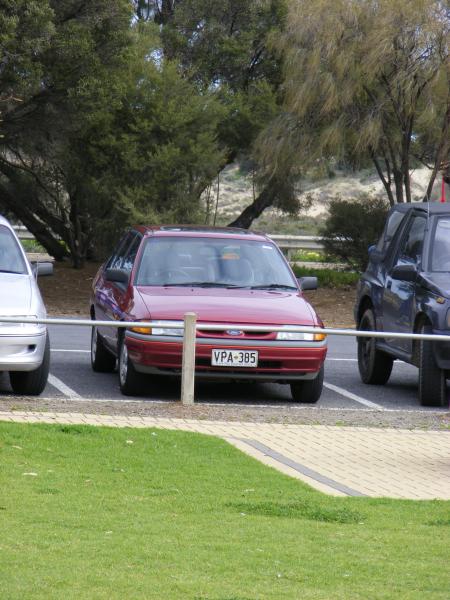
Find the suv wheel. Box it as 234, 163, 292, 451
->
418, 322, 447, 407
358, 309, 393, 385
290, 365, 324, 403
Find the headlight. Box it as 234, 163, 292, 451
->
276, 328, 326, 341
130, 320, 184, 337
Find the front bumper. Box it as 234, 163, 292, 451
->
0, 331, 47, 371
125, 334, 327, 382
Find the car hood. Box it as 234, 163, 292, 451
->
136, 287, 317, 325
0, 274, 33, 315
420, 272, 450, 298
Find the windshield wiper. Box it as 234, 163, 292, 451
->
250, 284, 298, 291
161, 282, 248, 288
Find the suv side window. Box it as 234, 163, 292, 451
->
395, 215, 427, 266
376, 210, 406, 253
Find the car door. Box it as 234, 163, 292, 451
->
382, 213, 427, 355
95, 231, 136, 351
109, 232, 142, 349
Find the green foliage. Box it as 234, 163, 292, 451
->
293, 265, 360, 287
291, 250, 329, 263
321, 195, 390, 271
20, 239, 46, 253
263, 0, 450, 206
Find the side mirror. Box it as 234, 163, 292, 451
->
297, 276, 318, 291
105, 268, 129, 285
32, 261, 54, 277
391, 263, 417, 282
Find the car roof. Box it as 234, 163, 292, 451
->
134, 225, 271, 242
389, 202, 450, 216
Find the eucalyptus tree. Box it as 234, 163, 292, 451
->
262, 0, 450, 206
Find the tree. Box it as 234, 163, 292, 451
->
0, 3, 223, 266
0, 0, 133, 265
262, 0, 450, 206
134, 0, 293, 228
78, 24, 224, 251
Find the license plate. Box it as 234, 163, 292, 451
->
211, 349, 258, 368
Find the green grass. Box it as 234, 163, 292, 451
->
20, 238, 46, 253
293, 265, 360, 287
1, 423, 450, 599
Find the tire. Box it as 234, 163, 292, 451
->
9, 333, 50, 396
118, 336, 145, 396
290, 365, 324, 403
418, 322, 447, 407
91, 325, 116, 372
357, 308, 393, 385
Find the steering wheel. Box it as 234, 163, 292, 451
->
158, 268, 191, 283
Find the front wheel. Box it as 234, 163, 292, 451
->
91, 325, 116, 372
290, 365, 324, 403
357, 309, 393, 385
418, 322, 447, 407
9, 334, 50, 396
118, 336, 145, 396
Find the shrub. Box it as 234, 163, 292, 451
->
293, 265, 360, 288
321, 196, 390, 271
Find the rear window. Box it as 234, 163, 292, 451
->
0, 225, 27, 274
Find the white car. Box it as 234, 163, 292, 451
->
0, 216, 52, 395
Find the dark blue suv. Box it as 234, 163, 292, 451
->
354, 203, 450, 407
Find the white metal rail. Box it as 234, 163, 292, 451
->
1, 315, 448, 404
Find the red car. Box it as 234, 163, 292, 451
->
90, 226, 327, 402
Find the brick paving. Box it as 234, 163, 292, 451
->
1, 410, 450, 500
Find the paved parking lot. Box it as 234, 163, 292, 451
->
0, 324, 447, 412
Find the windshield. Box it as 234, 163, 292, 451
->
430, 218, 450, 272
0, 225, 27, 274
135, 236, 297, 289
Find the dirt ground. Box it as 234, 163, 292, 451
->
37, 261, 356, 328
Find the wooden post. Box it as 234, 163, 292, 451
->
181, 312, 197, 404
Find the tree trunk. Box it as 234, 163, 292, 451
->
424, 102, 450, 202
0, 184, 68, 261
227, 182, 276, 229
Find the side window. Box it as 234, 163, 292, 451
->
107, 232, 134, 270
122, 234, 142, 272
376, 210, 405, 253
396, 216, 426, 265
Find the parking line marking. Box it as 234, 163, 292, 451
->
324, 381, 385, 410
48, 374, 81, 398
52, 349, 90, 353
327, 358, 357, 361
